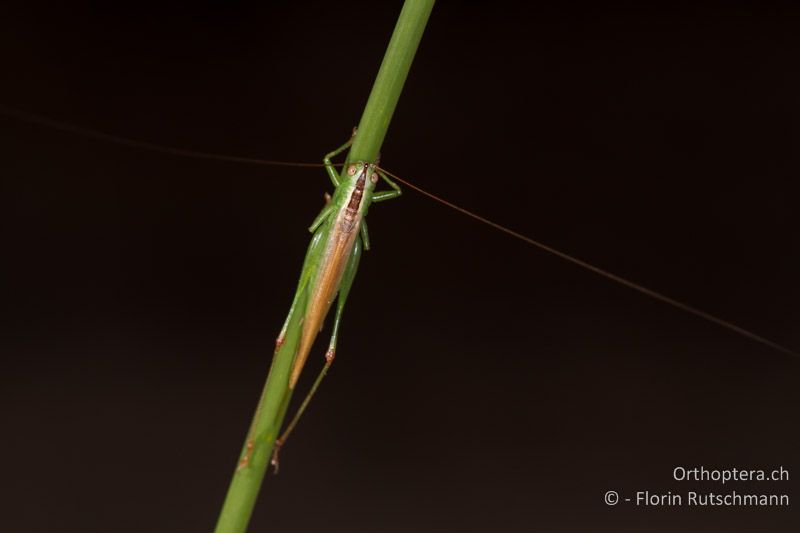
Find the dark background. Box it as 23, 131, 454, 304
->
1, 2, 798, 531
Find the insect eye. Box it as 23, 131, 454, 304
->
347, 165, 357, 176
370, 173, 379, 184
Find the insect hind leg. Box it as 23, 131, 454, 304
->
275, 227, 325, 349
270, 235, 363, 472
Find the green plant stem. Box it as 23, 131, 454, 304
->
214, 291, 304, 533
348, 0, 435, 164
214, 1, 434, 531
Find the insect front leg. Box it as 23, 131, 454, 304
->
323, 128, 358, 187
371, 169, 402, 202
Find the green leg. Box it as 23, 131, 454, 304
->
326, 235, 362, 360
359, 220, 371, 251
362, 170, 400, 249
371, 169, 402, 202
371, 190, 401, 202
275, 227, 326, 348
309, 203, 335, 233
270, 236, 363, 471
323, 128, 358, 187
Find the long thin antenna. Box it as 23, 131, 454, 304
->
3, 103, 796, 358
0, 104, 329, 169
378, 166, 799, 359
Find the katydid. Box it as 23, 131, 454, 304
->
237, 130, 402, 471
277, 134, 400, 387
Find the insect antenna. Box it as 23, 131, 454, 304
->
0, 103, 336, 169
3, 103, 796, 359
377, 166, 799, 360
